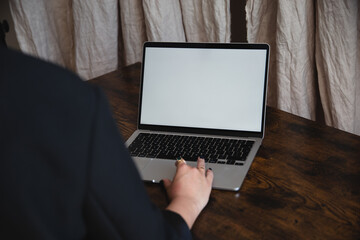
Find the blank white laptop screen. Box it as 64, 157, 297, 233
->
140, 47, 267, 133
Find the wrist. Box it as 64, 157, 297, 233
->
166, 197, 203, 229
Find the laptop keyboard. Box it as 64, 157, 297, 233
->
128, 133, 254, 165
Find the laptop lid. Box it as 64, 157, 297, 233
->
138, 42, 269, 138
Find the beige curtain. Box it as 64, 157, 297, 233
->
119, 0, 230, 66
10, 0, 119, 80
10, 0, 230, 80
246, 0, 359, 135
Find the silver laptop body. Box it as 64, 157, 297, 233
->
126, 42, 269, 191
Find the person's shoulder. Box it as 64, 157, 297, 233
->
1, 47, 90, 91
0, 47, 98, 107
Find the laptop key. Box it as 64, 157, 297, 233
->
217, 160, 226, 164
209, 158, 217, 163
226, 160, 236, 165
235, 162, 244, 166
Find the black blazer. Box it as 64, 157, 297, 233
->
0, 47, 191, 239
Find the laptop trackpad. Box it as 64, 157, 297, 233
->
141, 159, 178, 182
133, 157, 151, 172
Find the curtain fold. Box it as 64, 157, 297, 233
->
118, 0, 147, 66
10, 1, 75, 71
72, 1, 118, 79
315, 0, 359, 135
120, 0, 231, 66
246, 0, 317, 120
142, 0, 186, 42
10, 0, 230, 79
10, 0, 119, 80
179, 0, 231, 42
246, 0, 359, 135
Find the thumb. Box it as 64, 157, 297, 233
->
206, 169, 214, 186
162, 178, 172, 190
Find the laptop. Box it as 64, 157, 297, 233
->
125, 42, 269, 191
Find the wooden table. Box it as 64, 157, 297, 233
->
91, 64, 360, 240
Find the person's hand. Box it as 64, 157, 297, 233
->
163, 157, 213, 228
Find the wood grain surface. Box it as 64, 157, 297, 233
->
90, 64, 360, 240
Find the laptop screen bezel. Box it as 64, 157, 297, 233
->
137, 42, 269, 138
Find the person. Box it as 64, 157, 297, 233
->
0, 46, 213, 239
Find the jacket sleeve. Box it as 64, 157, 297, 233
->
83, 87, 192, 240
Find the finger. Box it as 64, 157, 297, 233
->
175, 157, 187, 167
206, 168, 214, 185
162, 178, 172, 190
197, 156, 206, 172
